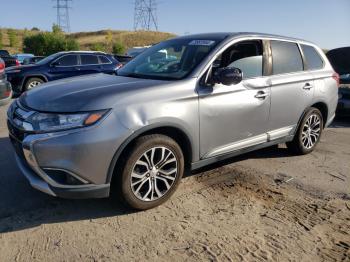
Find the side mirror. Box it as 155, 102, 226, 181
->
214, 67, 243, 86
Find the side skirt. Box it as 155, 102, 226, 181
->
191, 136, 293, 171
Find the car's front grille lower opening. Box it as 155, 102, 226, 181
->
43, 168, 87, 186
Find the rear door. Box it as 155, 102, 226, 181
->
267, 40, 314, 138
78, 54, 101, 75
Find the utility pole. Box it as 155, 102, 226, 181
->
53, 0, 72, 32
134, 0, 158, 31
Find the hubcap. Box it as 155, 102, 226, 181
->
28, 81, 42, 89
130, 146, 178, 202
301, 114, 321, 149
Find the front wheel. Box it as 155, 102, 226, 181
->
287, 107, 323, 155
116, 134, 184, 210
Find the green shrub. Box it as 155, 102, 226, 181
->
8, 29, 18, 47
112, 42, 125, 55
23, 32, 79, 56
90, 43, 106, 52
0, 30, 3, 49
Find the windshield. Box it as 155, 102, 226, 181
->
118, 38, 220, 80
36, 53, 61, 65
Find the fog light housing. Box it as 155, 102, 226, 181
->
43, 168, 88, 186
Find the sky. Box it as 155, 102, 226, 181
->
0, 0, 349, 49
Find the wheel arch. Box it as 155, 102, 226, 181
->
22, 75, 48, 91
106, 124, 194, 184
296, 101, 329, 133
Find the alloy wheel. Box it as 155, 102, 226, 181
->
27, 81, 42, 89
130, 146, 178, 202
301, 113, 321, 149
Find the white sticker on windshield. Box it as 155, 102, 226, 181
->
189, 40, 215, 46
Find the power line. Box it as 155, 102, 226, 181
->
134, 0, 158, 31
53, 0, 72, 32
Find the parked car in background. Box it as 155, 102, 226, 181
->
326, 47, 350, 116
0, 50, 20, 68
22, 56, 45, 65
6, 51, 123, 97
0, 58, 12, 105
113, 54, 133, 65
126, 46, 150, 57
7, 33, 338, 210
14, 53, 34, 64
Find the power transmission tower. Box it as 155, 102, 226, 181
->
134, 0, 158, 31
53, 0, 72, 32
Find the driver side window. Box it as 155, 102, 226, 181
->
215, 40, 264, 79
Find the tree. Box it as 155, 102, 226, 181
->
31, 27, 40, 31
52, 24, 63, 35
112, 42, 125, 55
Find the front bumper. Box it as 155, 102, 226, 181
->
7, 101, 131, 199
11, 136, 111, 199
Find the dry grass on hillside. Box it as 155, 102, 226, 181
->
0, 28, 176, 54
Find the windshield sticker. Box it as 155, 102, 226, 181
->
189, 40, 215, 46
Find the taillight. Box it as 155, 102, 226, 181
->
0, 62, 4, 73
15, 59, 20, 66
115, 63, 123, 70
332, 72, 340, 87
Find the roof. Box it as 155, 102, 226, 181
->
176, 32, 311, 44
57, 51, 107, 55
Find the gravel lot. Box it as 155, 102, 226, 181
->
0, 102, 349, 261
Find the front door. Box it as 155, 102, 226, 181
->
198, 40, 271, 158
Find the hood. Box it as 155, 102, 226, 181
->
19, 73, 167, 112
326, 47, 350, 75
6, 64, 37, 72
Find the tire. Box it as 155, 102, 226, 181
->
115, 134, 185, 210
287, 107, 323, 155
25, 77, 44, 91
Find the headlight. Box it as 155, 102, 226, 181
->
24, 110, 109, 132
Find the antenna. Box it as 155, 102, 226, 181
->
134, 0, 158, 31
53, 0, 72, 32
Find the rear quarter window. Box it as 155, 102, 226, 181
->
271, 41, 303, 75
301, 44, 324, 70
99, 55, 111, 64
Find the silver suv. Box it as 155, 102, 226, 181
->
7, 33, 338, 210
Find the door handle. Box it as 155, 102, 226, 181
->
254, 91, 269, 99
303, 83, 313, 90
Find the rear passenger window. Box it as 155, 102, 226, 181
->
301, 45, 323, 70
80, 55, 99, 65
99, 56, 111, 64
271, 41, 303, 74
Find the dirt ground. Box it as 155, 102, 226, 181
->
0, 103, 349, 262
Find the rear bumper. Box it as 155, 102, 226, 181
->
0, 80, 12, 105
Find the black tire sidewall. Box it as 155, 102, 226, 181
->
120, 135, 184, 210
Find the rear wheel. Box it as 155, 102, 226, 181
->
116, 134, 184, 210
287, 107, 323, 155
25, 77, 44, 91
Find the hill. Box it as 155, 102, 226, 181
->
0, 28, 176, 54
